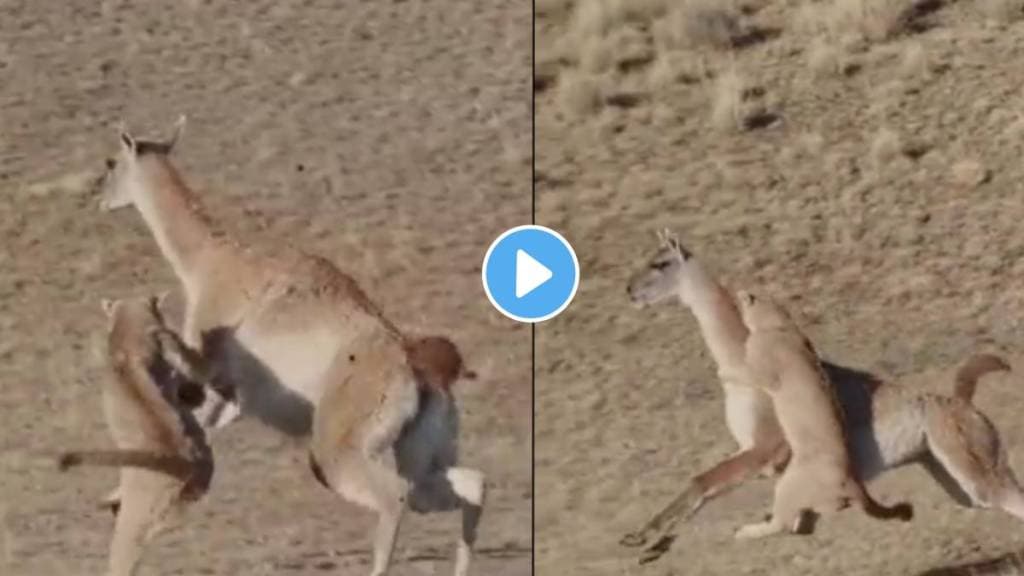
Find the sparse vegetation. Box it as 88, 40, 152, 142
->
980, 0, 1024, 24
869, 127, 902, 171
951, 159, 991, 189
537, 0, 1024, 569
654, 0, 743, 51
558, 71, 604, 118
807, 36, 844, 77
900, 41, 929, 78
710, 65, 744, 131
825, 0, 919, 43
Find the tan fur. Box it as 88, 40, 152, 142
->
726, 291, 912, 538
405, 335, 478, 393
58, 296, 213, 576
621, 234, 1024, 557
97, 119, 484, 576
953, 353, 1010, 402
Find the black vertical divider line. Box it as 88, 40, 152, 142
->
530, 0, 537, 572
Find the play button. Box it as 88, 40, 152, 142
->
515, 250, 552, 298
482, 225, 580, 323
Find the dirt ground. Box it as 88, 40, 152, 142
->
536, 1, 1024, 575
0, 1, 531, 575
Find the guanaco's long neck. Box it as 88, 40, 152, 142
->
680, 272, 749, 369
131, 158, 220, 284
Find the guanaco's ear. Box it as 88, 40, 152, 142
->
100, 298, 117, 318
167, 114, 186, 152
119, 124, 137, 156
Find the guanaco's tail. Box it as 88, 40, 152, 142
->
953, 354, 1011, 403
57, 449, 193, 479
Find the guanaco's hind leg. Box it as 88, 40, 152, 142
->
407, 468, 486, 576
320, 451, 410, 576
620, 440, 788, 548
924, 402, 1024, 521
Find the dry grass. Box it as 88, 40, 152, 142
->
900, 41, 929, 78
950, 159, 991, 189
807, 36, 844, 76
869, 126, 902, 171
537, 0, 575, 18
558, 71, 604, 118
569, 0, 664, 40
710, 65, 744, 131
647, 51, 702, 91
824, 0, 918, 43
578, 34, 614, 73
562, 0, 661, 74
980, 0, 1024, 24
654, 0, 742, 51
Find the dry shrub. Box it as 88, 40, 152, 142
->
709, 65, 776, 132
979, 0, 1024, 23
564, 0, 663, 72
900, 42, 929, 78
578, 35, 615, 73
950, 159, 991, 189
869, 127, 902, 171
655, 0, 742, 51
807, 36, 843, 76
570, 0, 665, 39
537, 0, 575, 18
710, 65, 745, 131
1007, 113, 1024, 139
558, 71, 604, 119
825, 0, 917, 43
648, 51, 702, 90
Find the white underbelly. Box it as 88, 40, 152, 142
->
234, 326, 343, 403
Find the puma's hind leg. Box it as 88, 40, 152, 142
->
736, 466, 808, 540
107, 470, 183, 576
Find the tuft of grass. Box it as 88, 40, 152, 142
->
656, 0, 742, 51
578, 35, 615, 73
558, 71, 605, 119
824, 0, 917, 43
563, 0, 661, 73
979, 0, 1024, 24
537, 0, 575, 18
710, 65, 745, 131
807, 36, 843, 76
900, 42, 929, 78
950, 159, 991, 189
869, 127, 902, 171
570, 0, 665, 40
647, 51, 704, 91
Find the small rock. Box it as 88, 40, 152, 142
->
950, 159, 990, 188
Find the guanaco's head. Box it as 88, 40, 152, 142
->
626, 229, 706, 308
98, 115, 186, 212
736, 290, 794, 332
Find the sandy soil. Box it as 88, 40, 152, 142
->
536, 1, 1024, 575
0, 1, 531, 575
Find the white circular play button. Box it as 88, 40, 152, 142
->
482, 225, 580, 323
